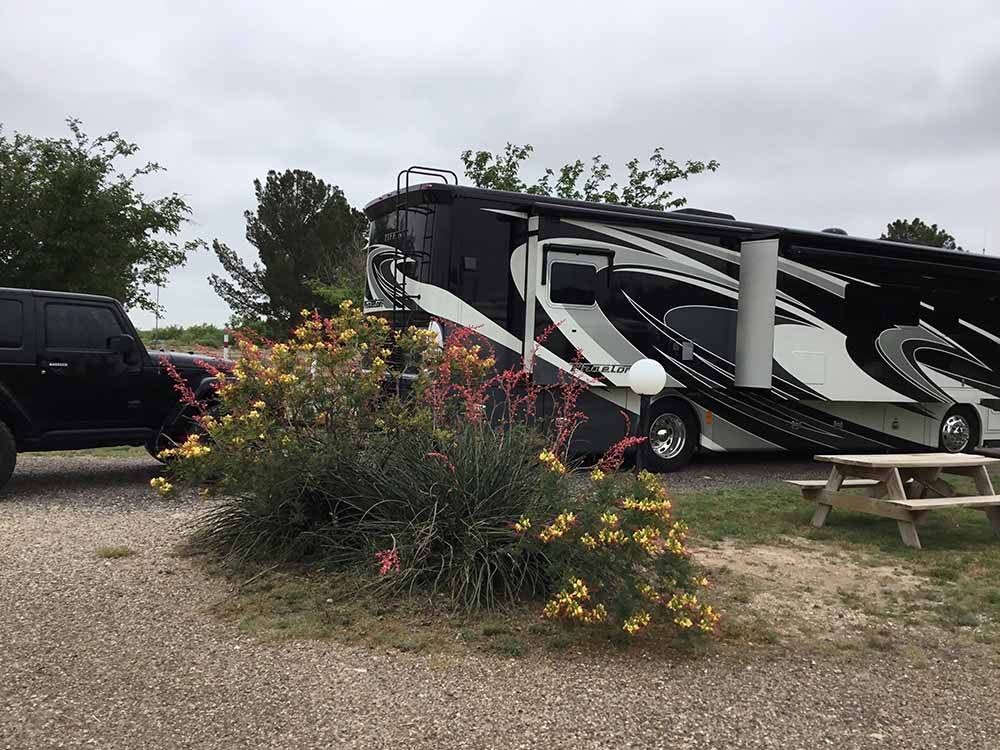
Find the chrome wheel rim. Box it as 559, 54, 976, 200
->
649, 414, 687, 460
941, 414, 971, 453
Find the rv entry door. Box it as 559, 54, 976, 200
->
539, 245, 614, 371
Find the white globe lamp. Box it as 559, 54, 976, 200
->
628, 358, 667, 396
628, 358, 667, 474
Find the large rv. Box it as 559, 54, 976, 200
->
363, 170, 1000, 471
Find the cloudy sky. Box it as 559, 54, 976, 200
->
3, 0, 998, 327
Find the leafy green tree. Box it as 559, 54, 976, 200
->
209, 169, 368, 331
0, 119, 199, 312
882, 217, 963, 251
460, 143, 720, 210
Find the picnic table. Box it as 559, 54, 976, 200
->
786, 453, 1000, 549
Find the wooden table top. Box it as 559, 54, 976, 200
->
814, 452, 1000, 469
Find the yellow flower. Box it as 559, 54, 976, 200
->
149, 476, 173, 495
512, 515, 531, 534
631, 525, 663, 555
620, 495, 672, 518
339, 299, 353, 310
542, 578, 607, 624
252, 400, 265, 410
622, 610, 651, 634
589, 468, 606, 482
538, 512, 576, 542
538, 449, 567, 475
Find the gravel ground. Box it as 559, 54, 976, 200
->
2, 454, 1000, 749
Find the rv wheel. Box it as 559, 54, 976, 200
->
939, 407, 979, 453
641, 398, 699, 473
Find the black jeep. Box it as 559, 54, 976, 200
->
0, 287, 229, 492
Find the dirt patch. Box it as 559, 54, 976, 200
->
694, 538, 930, 643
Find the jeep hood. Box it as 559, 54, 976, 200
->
159, 350, 232, 371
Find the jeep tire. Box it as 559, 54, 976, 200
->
0, 419, 16, 494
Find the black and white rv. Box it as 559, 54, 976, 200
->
363, 169, 1000, 471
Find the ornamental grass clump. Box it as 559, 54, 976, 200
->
156, 303, 718, 636
159, 303, 572, 608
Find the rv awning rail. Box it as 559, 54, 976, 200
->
529, 201, 760, 235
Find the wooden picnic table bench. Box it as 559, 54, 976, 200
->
785, 453, 1000, 549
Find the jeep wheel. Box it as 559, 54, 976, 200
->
0, 419, 16, 494
145, 436, 166, 463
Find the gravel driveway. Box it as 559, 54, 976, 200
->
2, 455, 999, 749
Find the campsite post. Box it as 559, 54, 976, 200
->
628, 358, 667, 475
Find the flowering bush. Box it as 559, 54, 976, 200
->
155, 303, 717, 635
522, 469, 718, 636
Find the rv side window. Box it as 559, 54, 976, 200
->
550, 262, 598, 306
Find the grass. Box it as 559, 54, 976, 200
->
673, 471, 1000, 633
29, 446, 149, 459
205, 562, 720, 659
96, 545, 137, 559
198, 469, 1000, 659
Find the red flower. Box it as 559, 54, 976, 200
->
426, 451, 457, 474
375, 548, 400, 575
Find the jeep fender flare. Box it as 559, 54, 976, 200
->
158, 376, 221, 438
0, 382, 33, 444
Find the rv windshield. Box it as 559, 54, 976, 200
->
369, 205, 441, 277
365, 202, 450, 319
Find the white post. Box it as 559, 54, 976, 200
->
223, 333, 230, 360
735, 239, 779, 388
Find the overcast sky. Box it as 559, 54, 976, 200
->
3, 0, 998, 328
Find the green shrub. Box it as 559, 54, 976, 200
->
140, 323, 227, 348
156, 303, 717, 636
521, 469, 718, 635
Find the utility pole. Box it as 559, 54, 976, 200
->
153, 284, 161, 345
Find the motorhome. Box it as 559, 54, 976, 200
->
363, 168, 1000, 471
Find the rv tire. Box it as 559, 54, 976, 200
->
939, 406, 980, 453
641, 397, 699, 473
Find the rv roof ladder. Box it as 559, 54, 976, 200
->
392, 166, 458, 328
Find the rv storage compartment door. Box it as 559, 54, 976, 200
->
735, 238, 779, 388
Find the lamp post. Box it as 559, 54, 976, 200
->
628, 358, 667, 474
